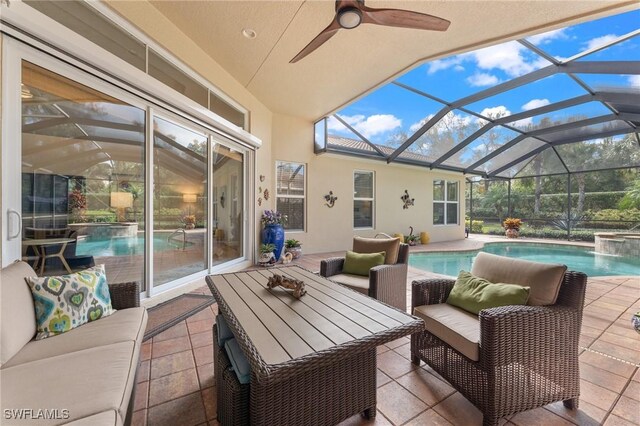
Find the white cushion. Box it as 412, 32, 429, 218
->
414, 303, 480, 361
329, 273, 369, 294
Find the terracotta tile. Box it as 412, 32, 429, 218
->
622, 380, 640, 401
610, 395, 639, 424
597, 332, 640, 352
385, 336, 409, 349
510, 407, 573, 426
604, 414, 638, 426
579, 362, 628, 393
137, 360, 150, 384
131, 409, 147, 426
190, 330, 214, 349
134, 381, 149, 411
151, 350, 195, 379
395, 369, 455, 406
187, 308, 215, 323
544, 400, 606, 425
152, 336, 192, 359
188, 318, 215, 335
202, 386, 217, 421
336, 411, 392, 425
590, 341, 639, 365
394, 342, 412, 360
579, 379, 618, 412
432, 392, 483, 426
147, 392, 206, 426
376, 345, 390, 355
377, 349, 417, 379
580, 351, 636, 378
404, 409, 453, 426
198, 362, 215, 389
376, 381, 427, 425
194, 344, 214, 367
607, 324, 640, 340
148, 369, 200, 407
634, 369, 640, 382
140, 342, 152, 361
152, 322, 189, 342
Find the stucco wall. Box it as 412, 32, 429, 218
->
271, 114, 465, 254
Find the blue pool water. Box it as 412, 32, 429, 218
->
77, 235, 190, 257
409, 243, 640, 277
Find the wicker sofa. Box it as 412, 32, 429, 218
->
320, 237, 409, 311
0, 261, 146, 426
410, 253, 587, 426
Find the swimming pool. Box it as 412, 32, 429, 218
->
77, 234, 193, 257
409, 243, 640, 277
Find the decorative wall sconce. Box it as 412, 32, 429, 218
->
220, 192, 226, 208
259, 175, 265, 182
324, 191, 337, 208
263, 188, 270, 201
401, 190, 414, 209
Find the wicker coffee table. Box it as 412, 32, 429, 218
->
206, 265, 424, 426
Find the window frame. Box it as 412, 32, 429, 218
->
433, 179, 459, 226
275, 160, 306, 232
353, 170, 375, 229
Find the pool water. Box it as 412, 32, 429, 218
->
409, 243, 640, 277
77, 235, 191, 257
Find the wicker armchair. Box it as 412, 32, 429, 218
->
410, 269, 587, 426
320, 240, 409, 311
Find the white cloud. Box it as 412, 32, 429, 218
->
409, 114, 435, 133
479, 106, 511, 120
329, 114, 402, 138
453, 65, 465, 72
584, 34, 618, 51
427, 56, 463, 74
469, 41, 547, 77
511, 117, 534, 128
521, 98, 550, 111
629, 75, 640, 87
466, 72, 500, 87
528, 28, 568, 45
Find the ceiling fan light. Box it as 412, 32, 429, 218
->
337, 7, 362, 29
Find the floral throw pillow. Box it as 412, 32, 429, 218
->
25, 264, 114, 340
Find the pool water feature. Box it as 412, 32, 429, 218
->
76, 234, 194, 257
409, 243, 640, 277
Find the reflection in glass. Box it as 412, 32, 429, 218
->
21, 61, 145, 286
212, 143, 244, 266
153, 117, 207, 285
276, 162, 305, 231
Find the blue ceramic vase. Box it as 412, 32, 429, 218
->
261, 224, 285, 261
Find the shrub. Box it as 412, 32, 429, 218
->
464, 219, 484, 233
503, 218, 522, 230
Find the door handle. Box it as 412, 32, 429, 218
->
7, 209, 21, 240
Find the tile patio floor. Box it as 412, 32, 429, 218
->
132, 238, 639, 426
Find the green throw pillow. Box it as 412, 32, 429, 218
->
26, 264, 115, 340
446, 271, 530, 315
342, 250, 386, 277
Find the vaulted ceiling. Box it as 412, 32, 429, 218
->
147, 1, 637, 121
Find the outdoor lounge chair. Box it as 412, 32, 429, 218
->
410, 252, 587, 425
320, 236, 409, 311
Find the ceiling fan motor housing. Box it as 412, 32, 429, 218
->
337, 7, 363, 29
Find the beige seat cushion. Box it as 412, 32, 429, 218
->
353, 236, 400, 264
413, 304, 480, 361
64, 410, 122, 426
0, 261, 38, 366
471, 252, 566, 306
0, 341, 139, 425
329, 273, 370, 294
3, 307, 147, 368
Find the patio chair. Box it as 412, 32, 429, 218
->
320, 236, 409, 310
410, 252, 587, 426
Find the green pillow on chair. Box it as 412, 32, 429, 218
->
446, 270, 530, 315
342, 251, 386, 277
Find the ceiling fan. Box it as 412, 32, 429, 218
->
290, 0, 450, 63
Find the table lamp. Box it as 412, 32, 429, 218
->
183, 194, 197, 215
111, 192, 133, 222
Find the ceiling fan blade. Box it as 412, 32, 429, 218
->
362, 7, 450, 31
290, 19, 342, 63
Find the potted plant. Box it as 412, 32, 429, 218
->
261, 210, 286, 261
284, 239, 302, 259
258, 243, 276, 266
404, 234, 420, 246
503, 218, 522, 238
182, 214, 196, 230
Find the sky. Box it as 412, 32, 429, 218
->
326, 9, 640, 152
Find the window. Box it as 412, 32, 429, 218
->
433, 180, 459, 225
276, 161, 305, 231
354, 171, 374, 228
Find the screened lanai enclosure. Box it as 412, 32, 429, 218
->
315, 10, 640, 240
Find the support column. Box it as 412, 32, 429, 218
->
507, 179, 512, 218
567, 173, 572, 241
